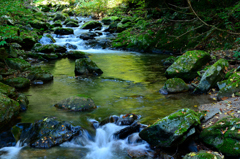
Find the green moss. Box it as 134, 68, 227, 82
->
81, 21, 102, 29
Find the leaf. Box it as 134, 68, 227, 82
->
221, 97, 228, 100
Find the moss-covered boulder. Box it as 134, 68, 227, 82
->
6, 58, 31, 71
54, 96, 96, 111
164, 78, 189, 93
42, 53, 58, 60
25, 67, 53, 82
52, 20, 62, 28
162, 56, 178, 66
63, 18, 78, 25
81, 21, 102, 29
139, 108, 201, 147
62, 8, 74, 16
53, 27, 74, 35
34, 44, 67, 53
53, 13, 66, 21
194, 59, 229, 93
165, 50, 211, 81
75, 58, 103, 76
0, 93, 20, 130
107, 21, 118, 33
66, 21, 79, 27
67, 51, 88, 59
200, 116, 240, 156
0, 82, 16, 97
29, 20, 49, 30
183, 151, 224, 159
17, 93, 29, 111
101, 16, 121, 25
5, 77, 30, 89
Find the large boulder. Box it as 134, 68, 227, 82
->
200, 116, 240, 156
25, 67, 53, 82
75, 58, 103, 76
0, 82, 16, 97
139, 108, 201, 147
4, 77, 30, 89
6, 58, 31, 71
54, 27, 74, 35
163, 78, 189, 93
165, 50, 211, 81
53, 13, 66, 21
34, 44, 67, 53
194, 59, 229, 93
0, 93, 20, 130
67, 51, 88, 59
54, 95, 96, 111
81, 21, 102, 29
101, 16, 120, 25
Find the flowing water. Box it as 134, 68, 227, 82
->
0, 16, 213, 159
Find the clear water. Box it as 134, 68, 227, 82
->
0, 16, 213, 159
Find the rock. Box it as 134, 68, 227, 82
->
39, 34, 56, 44
120, 17, 132, 24
6, 58, 31, 71
19, 35, 38, 50
85, 39, 111, 49
62, 8, 74, 16
5, 77, 30, 89
106, 21, 118, 33
194, 59, 229, 93
114, 122, 140, 139
163, 78, 189, 93
0, 82, 16, 97
17, 93, 29, 111
66, 21, 79, 27
11, 43, 22, 49
34, 44, 67, 53
162, 56, 178, 66
42, 53, 58, 60
183, 151, 224, 159
165, 50, 211, 81
117, 22, 132, 32
139, 108, 201, 147
32, 80, 44, 85
117, 114, 138, 125
67, 51, 88, 59
39, 5, 50, 12
63, 18, 78, 25
159, 87, 168, 95
81, 21, 102, 29
101, 16, 120, 25
54, 27, 74, 35
0, 93, 20, 130
99, 115, 119, 126
75, 58, 103, 76
7, 45, 18, 58
29, 20, 49, 30
0, 130, 16, 148
52, 20, 63, 27
25, 67, 53, 82
26, 117, 81, 148
200, 116, 240, 156
54, 95, 96, 111
11, 123, 32, 144
79, 32, 97, 40
53, 13, 66, 21
1, 15, 14, 25
64, 43, 77, 49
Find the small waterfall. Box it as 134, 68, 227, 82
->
0, 141, 25, 159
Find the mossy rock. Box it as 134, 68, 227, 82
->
217, 79, 240, 100
17, 93, 29, 111
6, 58, 31, 71
183, 151, 223, 159
200, 116, 240, 156
165, 50, 211, 81
62, 8, 74, 16
54, 96, 96, 111
42, 53, 58, 60
53, 13, 66, 21
0, 93, 20, 130
139, 108, 201, 147
52, 20, 62, 27
162, 56, 178, 66
5, 77, 30, 89
63, 18, 78, 25
53, 27, 74, 35
194, 59, 229, 93
38, 5, 50, 12
120, 17, 132, 24
25, 67, 53, 82
101, 16, 121, 25
0, 82, 16, 97
81, 21, 102, 29
117, 22, 132, 32
164, 78, 189, 93
66, 21, 79, 27
67, 51, 88, 59
34, 44, 66, 53
75, 58, 103, 76
29, 20, 49, 31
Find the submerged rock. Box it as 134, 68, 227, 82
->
4, 77, 30, 89
200, 116, 240, 156
6, 58, 31, 71
0, 93, 20, 130
25, 67, 53, 82
17, 93, 29, 111
163, 78, 189, 93
165, 50, 211, 81
139, 108, 201, 147
81, 21, 102, 29
67, 51, 88, 59
54, 27, 74, 35
183, 151, 224, 159
194, 59, 229, 93
54, 96, 96, 111
75, 58, 103, 76
64, 43, 77, 50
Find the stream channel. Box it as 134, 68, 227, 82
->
0, 16, 213, 159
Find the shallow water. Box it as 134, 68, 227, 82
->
1, 16, 213, 159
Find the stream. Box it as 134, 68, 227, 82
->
0, 16, 213, 159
